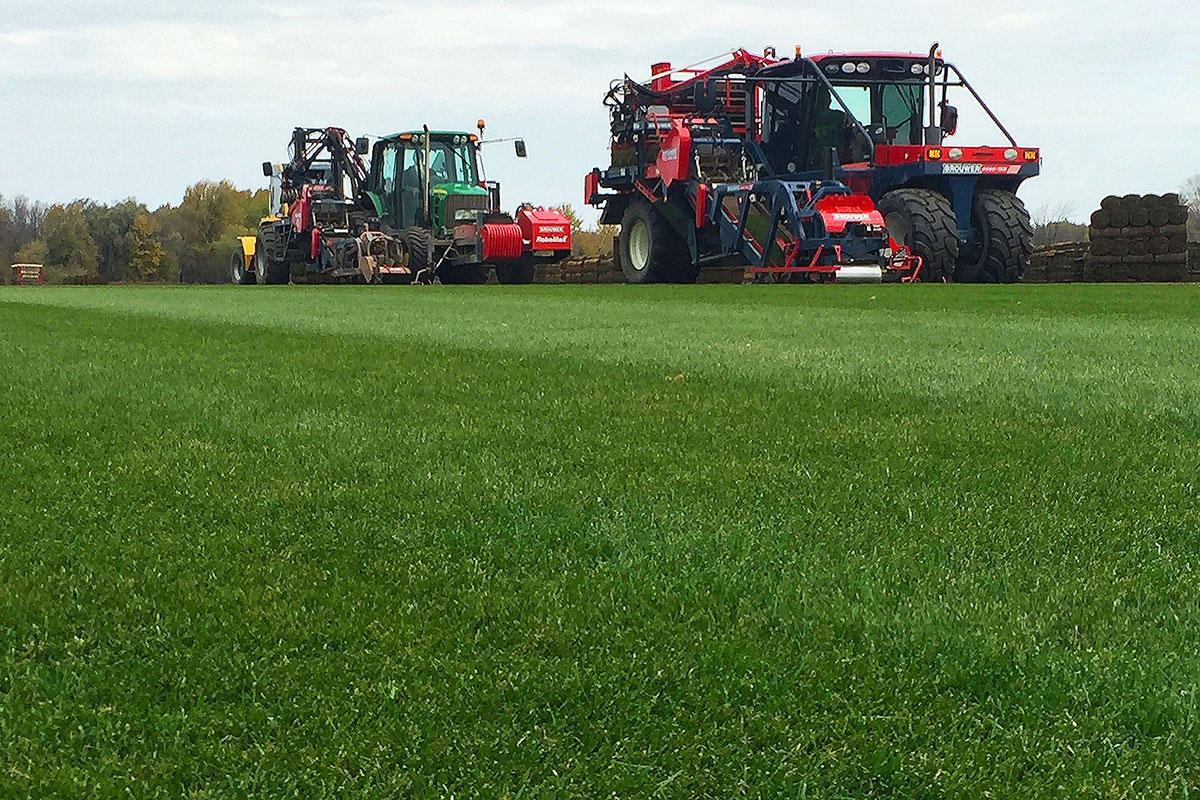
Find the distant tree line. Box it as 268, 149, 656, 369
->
1, 183, 267, 285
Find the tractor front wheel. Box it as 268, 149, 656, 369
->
231, 246, 254, 285
254, 235, 289, 285
878, 189, 959, 283
955, 190, 1032, 284
618, 201, 692, 284
403, 227, 433, 278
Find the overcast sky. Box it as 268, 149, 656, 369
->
2, 0, 1199, 224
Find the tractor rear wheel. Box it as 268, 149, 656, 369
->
254, 234, 289, 285
619, 200, 692, 284
955, 190, 1033, 284
495, 256, 537, 285
231, 246, 254, 285
878, 189, 959, 283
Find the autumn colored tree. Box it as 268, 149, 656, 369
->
127, 214, 167, 282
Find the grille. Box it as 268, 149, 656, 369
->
445, 193, 489, 223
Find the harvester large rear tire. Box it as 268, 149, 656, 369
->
956, 190, 1032, 284
231, 246, 254, 285
254, 235, 289, 285
878, 189, 958, 283
618, 200, 691, 284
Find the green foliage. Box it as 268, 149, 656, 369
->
80, 199, 149, 282
13, 239, 47, 265
2, 285, 1200, 798
0, 197, 14, 269
42, 203, 99, 282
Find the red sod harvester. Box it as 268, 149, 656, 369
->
586, 45, 1040, 283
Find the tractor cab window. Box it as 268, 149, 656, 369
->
399, 145, 423, 228
426, 140, 478, 186
379, 146, 398, 212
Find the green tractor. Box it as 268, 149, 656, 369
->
363, 125, 572, 284
236, 125, 570, 286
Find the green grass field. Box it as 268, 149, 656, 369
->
2, 284, 1199, 798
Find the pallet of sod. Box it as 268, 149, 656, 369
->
1088, 194, 1189, 282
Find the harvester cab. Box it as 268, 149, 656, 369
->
364, 125, 571, 284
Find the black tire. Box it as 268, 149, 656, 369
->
254, 234, 289, 285
877, 189, 958, 283
618, 200, 692, 284
402, 227, 433, 275
438, 265, 489, 285
495, 256, 537, 285
956, 190, 1032, 284
231, 246, 254, 285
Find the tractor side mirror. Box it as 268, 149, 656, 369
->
940, 104, 959, 136
262, 162, 273, 178
355, 137, 370, 155
515, 140, 528, 158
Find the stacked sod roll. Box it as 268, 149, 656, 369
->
1088, 194, 1190, 282
1023, 243, 1089, 283
532, 257, 626, 284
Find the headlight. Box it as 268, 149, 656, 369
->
1004, 149, 1019, 162
842, 62, 856, 74
857, 62, 871, 74
454, 209, 477, 222
911, 63, 924, 75
948, 148, 964, 161
825, 63, 840, 74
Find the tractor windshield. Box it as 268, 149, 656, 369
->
428, 140, 478, 186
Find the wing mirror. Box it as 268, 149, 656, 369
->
355, 137, 370, 155
939, 103, 959, 136
262, 162, 273, 178
515, 139, 528, 158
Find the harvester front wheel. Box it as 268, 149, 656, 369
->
231, 246, 254, 285
955, 190, 1032, 284
878, 190, 958, 283
619, 201, 690, 284
254, 235, 289, 285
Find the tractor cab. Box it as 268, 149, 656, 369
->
367, 130, 490, 236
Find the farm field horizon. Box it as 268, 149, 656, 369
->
2, 284, 1199, 798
